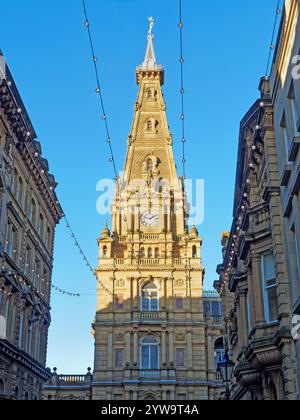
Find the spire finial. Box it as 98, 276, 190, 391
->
136, 17, 164, 85
148, 17, 154, 38
142, 17, 157, 70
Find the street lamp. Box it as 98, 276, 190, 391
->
217, 351, 235, 400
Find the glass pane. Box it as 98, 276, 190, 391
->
176, 297, 183, 310
150, 345, 159, 369
263, 254, 276, 282
267, 287, 278, 322
211, 301, 221, 317
115, 350, 123, 368
142, 294, 150, 311
203, 301, 210, 316
143, 336, 157, 344
144, 282, 156, 290
150, 298, 158, 311
141, 346, 149, 369
177, 350, 185, 367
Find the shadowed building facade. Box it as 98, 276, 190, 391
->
0, 51, 62, 399
215, 0, 300, 400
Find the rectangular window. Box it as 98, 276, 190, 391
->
280, 113, 291, 161
203, 301, 210, 316
10, 226, 17, 260
211, 300, 222, 317
25, 245, 32, 278
45, 227, 51, 249
141, 345, 149, 369
294, 226, 300, 283
288, 83, 299, 135
261, 253, 278, 323
176, 349, 185, 367
34, 258, 41, 289
42, 268, 49, 296
176, 295, 184, 310
214, 348, 225, 370
115, 350, 123, 368
5, 221, 18, 261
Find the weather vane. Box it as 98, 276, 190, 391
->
148, 16, 154, 37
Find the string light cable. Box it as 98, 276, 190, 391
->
82, 0, 140, 282
265, 0, 282, 77
179, 0, 187, 181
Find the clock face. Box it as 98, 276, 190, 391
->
141, 212, 159, 227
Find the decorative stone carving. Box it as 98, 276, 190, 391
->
175, 333, 185, 342
175, 279, 185, 287
115, 279, 126, 288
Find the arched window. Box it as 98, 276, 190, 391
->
140, 248, 145, 258
141, 336, 159, 370
102, 246, 108, 259
11, 168, 18, 193
38, 214, 44, 238
148, 248, 153, 259
155, 248, 160, 259
45, 227, 51, 249
192, 246, 197, 259
16, 177, 23, 204
146, 120, 153, 131
214, 338, 225, 370
147, 89, 153, 99
28, 199, 36, 224
142, 282, 159, 311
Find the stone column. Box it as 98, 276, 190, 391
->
247, 269, 255, 328
162, 329, 167, 366
240, 290, 249, 346
133, 331, 138, 366
112, 211, 117, 233
168, 330, 174, 365
251, 255, 265, 324
107, 332, 113, 370
187, 330, 193, 371
134, 278, 140, 311
125, 330, 131, 365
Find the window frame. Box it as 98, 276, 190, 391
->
261, 253, 278, 324
176, 348, 185, 368
141, 283, 159, 312
115, 349, 124, 369
140, 336, 160, 370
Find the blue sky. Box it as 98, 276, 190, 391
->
1, 0, 277, 373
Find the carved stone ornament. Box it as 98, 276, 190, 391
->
115, 279, 126, 288
175, 333, 185, 342
175, 279, 185, 287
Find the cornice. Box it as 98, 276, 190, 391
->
0, 79, 63, 225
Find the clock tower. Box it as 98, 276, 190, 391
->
92, 21, 209, 401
